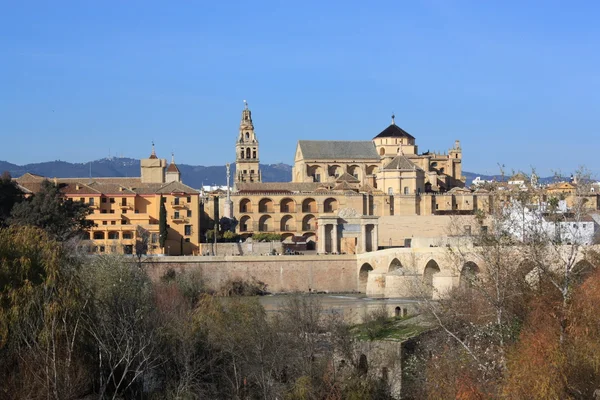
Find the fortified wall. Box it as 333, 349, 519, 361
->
143, 254, 358, 293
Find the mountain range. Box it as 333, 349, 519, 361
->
0, 157, 554, 189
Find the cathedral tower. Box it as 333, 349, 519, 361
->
235, 101, 261, 185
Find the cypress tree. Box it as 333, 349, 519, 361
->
159, 195, 167, 250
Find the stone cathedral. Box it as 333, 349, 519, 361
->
211, 102, 481, 254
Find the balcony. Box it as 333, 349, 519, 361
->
171, 201, 188, 209
171, 215, 189, 223
119, 203, 132, 210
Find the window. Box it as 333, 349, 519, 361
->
109, 198, 115, 203
184, 225, 192, 235
122, 209, 127, 214
101, 209, 107, 214
583, 224, 587, 228
185, 238, 190, 243
121, 220, 127, 225
187, 196, 191, 203
403, 187, 409, 195
388, 187, 393, 195
151, 233, 158, 244
187, 210, 192, 217
121, 198, 127, 206
123, 232, 132, 239
314, 174, 321, 183
89, 197, 95, 205
99, 246, 105, 253
174, 211, 180, 219
111, 221, 116, 225
435, 204, 439, 210
174, 197, 180, 205
110, 210, 115, 214
102, 221, 107, 225
79, 197, 84, 202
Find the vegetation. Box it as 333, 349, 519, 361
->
402, 168, 600, 399
252, 232, 283, 242
159, 195, 167, 250
10, 179, 93, 240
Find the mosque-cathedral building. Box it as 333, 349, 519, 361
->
203, 102, 492, 253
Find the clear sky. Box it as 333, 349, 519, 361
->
1, 1, 599, 176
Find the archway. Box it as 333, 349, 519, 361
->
306, 165, 323, 182
359, 263, 373, 293
93, 231, 105, 240
323, 197, 338, 213
281, 233, 295, 243
280, 215, 295, 232
302, 232, 316, 250
302, 214, 316, 231
258, 215, 272, 232
358, 354, 368, 375
258, 198, 274, 213
423, 260, 441, 298
239, 215, 252, 232
328, 164, 343, 178
348, 165, 361, 181
460, 261, 480, 287
366, 165, 379, 175
389, 258, 402, 273
280, 198, 296, 213
239, 198, 252, 213
302, 198, 317, 213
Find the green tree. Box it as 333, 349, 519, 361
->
0, 226, 91, 399
0, 171, 23, 227
159, 195, 168, 250
10, 179, 93, 241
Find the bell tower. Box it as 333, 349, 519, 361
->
235, 100, 261, 185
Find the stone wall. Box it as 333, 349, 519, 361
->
198, 241, 283, 256
377, 215, 454, 247
144, 254, 358, 293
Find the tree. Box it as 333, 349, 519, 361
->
219, 216, 238, 233
0, 171, 23, 227
10, 179, 93, 241
159, 195, 168, 250
0, 226, 91, 399
134, 225, 149, 265
84, 255, 161, 399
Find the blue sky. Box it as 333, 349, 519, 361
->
1, 0, 599, 176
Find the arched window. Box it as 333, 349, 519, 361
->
245, 132, 250, 139
380, 147, 385, 156
240, 149, 245, 159
246, 148, 251, 158
252, 149, 257, 158
388, 187, 393, 195
404, 187, 409, 195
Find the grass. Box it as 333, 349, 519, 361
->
351, 315, 430, 341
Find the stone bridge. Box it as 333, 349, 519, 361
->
356, 245, 599, 299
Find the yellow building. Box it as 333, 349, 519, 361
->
16, 146, 201, 256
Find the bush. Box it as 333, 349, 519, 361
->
218, 277, 268, 296
251, 233, 282, 242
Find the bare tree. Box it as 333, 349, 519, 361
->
84, 255, 161, 399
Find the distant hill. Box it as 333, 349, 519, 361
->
1, 158, 292, 188
1, 158, 560, 189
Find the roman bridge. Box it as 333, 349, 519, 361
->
356, 245, 599, 299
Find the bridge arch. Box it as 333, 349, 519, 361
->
423, 259, 441, 298
460, 261, 480, 287
359, 263, 373, 293
389, 257, 403, 273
